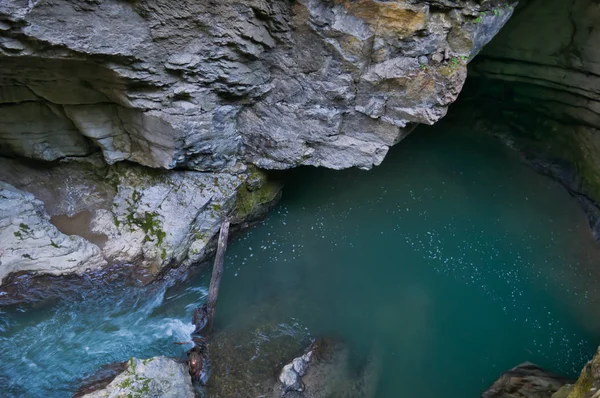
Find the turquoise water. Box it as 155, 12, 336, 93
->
2, 127, 600, 396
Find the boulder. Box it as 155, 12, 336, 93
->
0, 181, 106, 285
81, 357, 194, 398
481, 362, 573, 398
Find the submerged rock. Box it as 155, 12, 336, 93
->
481, 362, 573, 398
81, 357, 194, 398
278, 338, 380, 398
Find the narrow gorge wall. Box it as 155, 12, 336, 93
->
0, 0, 514, 284
459, 0, 600, 239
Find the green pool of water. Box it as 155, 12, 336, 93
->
1, 126, 600, 397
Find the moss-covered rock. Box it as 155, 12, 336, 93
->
565, 346, 600, 398
232, 167, 282, 224
81, 357, 194, 398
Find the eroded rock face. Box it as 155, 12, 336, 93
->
0, 0, 514, 284
561, 345, 600, 398
481, 362, 572, 398
0, 157, 281, 285
0, 181, 106, 284
463, 0, 600, 237
81, 357, 195, 398
0, 0, 513, 171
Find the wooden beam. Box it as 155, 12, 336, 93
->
205, 219, 230, 334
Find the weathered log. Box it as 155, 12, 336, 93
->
205, 219, 230, 335
186, 219, 230, 385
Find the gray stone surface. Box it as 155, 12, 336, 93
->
0, 0, 514, 283
82, 357, 195, 398
0, 181, 106, 284
463, 0, 600, 239
0, 0, 514, 170
481, 362, 573, 398
0, 157, 282, 285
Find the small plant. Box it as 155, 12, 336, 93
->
449, 57, 461, 68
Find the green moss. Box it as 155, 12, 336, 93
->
138, 211, 166, 246
129, 357, 137, 373
233, 168, 282, 222
119, 377, 132, 389
14, 223, 30, 240
50, 240, 60, 248
121, 188, 167, 252
438, 57, 465, 77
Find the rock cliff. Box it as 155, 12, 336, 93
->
457, 0, 600, 238
0, 0, 514, 284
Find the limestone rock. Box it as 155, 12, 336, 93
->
562, 346, 600, 398
0, 0, 514, 171
0, 181, 106, 284
81, 357, 194, 398
482, 362, 573, 398
0, 158, 281, 285
279, 351, 312, 394
466, 0, 600, 238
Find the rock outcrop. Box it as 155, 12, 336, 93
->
0, 0, 514, 171
459, 0, 600, 238
81, 357, 195, 398
0, 0, 515, 283
481, 362, 573, 398
483, 346, 600, 398
0, 157, 280, 285
0, 180, 106, 283
559, 346, 600, 398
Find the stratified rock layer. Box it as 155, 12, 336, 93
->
0, 0, 514, 283
464, 0, 600, 237
0, 0, 513, 170
481, 362, 572, 398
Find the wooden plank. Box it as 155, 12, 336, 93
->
205, 219, 230, 334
